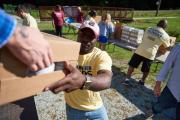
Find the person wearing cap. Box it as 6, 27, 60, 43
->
46, 20, 112, 120
123, 19, 171, 86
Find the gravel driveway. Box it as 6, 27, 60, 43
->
34, 65, 174, 120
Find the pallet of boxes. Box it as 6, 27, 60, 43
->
119, 25, 144, 50
157, 36, 176, 55
121, 26, 144, 46
0, 33, 80, 105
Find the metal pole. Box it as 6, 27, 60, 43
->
155, 0, 162, 16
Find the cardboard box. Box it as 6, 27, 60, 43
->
158, 36, 176, 55
170, 36, 176, 46
114, 23, 122, 40
0, 33, 80, 105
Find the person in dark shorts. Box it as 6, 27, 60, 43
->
129, 53, 153, 74
123, 19, 171, 86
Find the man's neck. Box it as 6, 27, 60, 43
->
79, 48, 94, 55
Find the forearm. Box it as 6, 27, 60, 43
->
154, 81, 162, 96
89, 71, 112, 91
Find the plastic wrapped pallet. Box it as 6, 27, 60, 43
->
121, 26, 144, 46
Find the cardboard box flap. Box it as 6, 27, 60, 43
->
170, 36, 176, 46
43, 32, 80, 61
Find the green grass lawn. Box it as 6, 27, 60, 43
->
134, 10, 180, 17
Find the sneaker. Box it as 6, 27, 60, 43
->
122, 78, 130, 86
138, 80, 145, 86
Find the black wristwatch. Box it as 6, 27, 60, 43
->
81, 75, 93, 90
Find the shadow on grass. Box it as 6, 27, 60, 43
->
110, 65, 156, 119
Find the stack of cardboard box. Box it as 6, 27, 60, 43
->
121, 26, 144, 46
158, 36, 176, 55
129, 28, 144, 46
121, 25, 131, 42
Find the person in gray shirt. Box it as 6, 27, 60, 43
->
153, 44, 180, 120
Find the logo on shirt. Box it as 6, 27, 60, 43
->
77, 65, 92, 75
147, 28, 163, 38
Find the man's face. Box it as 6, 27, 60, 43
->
77, 28, 96, 54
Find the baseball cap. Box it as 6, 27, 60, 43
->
80, 20, 99, 38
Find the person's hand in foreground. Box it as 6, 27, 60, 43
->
45, 61, 86, 93
6, 26, 53, 71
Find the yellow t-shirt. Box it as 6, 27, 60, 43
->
65, 47, 112, 111
23, 13, 38, 28
135, 27, 170, 60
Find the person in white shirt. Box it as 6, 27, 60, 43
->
15, 5, 38, 28
123, 19, 171, 86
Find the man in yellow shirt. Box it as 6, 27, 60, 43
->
15, 5, 38, 28
46, 20, 112, 120
124, 19, 171, 86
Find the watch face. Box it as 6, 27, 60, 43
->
83, 76, 92, 90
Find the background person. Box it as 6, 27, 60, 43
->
51, 5, 65, 37
123, 19, 171, 86
98, 13, 114, 50
15, 4, 38, 28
